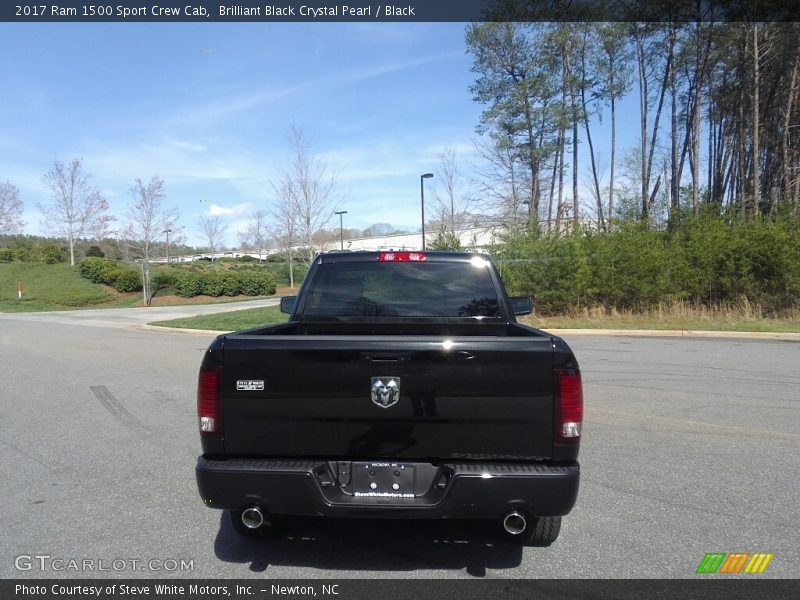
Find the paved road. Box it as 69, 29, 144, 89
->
0, 315, 797, 578
0, 298, 279, 330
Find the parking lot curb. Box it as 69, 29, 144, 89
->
546, 328, 800, 341
141, 322, 800, 341
140, 323, 230, 335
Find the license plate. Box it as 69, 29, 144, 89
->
351, 462, 415, 497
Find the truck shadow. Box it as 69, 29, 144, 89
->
213, 514, 524, 576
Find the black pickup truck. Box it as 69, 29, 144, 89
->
195, 251, 582, 545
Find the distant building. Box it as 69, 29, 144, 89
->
158, 220, 591, 263
319, 226, 503, 253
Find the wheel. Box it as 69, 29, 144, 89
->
505, 515, 561, 546
229, 508, 287, 539
524, 516, 561, 546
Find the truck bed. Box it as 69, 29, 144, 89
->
216, 322, 556, 461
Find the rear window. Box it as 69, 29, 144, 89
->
302, 260, 501, 318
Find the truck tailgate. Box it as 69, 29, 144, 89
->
221, 335, 555, 460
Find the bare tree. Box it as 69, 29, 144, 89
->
752, 23, 761, 214
0, 181, 25, 235
271, 181, 299, 289
432, 148, 474, 231
272, 126, 340, 263
127, 177, 179, 305
199, 215, 227, 260
667, 23, 684, 225
472, 134, 531, 226
238, 209, 269, 260
782, 35, 800, 202
581, 157, 610, 229
39, 158, 113, 265
631, 24, 672, 225
685, 19, 714, 215
593, 23, 634, 228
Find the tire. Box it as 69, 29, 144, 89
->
524, 516, 561, 546
229, 508, 287, 539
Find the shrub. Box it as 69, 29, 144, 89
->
78, 257, 100, 280
174, 272, 203, 297
493, 213, 800, 315
201, 272, 225, 297
77, 257, 130, 286
150, 271, 176, 292
85, 245, 105, 258
239, 271, 276, 296
0, 242, 70, 264
428, 228, 464, 251
101, 264, 124, 285
221, 272, 242, 296
37, 243, 67, 264
13, 247, 34, 262
113, 270, 142, 293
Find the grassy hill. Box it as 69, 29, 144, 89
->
0, 262, 278, 313
0, 263, 112, 312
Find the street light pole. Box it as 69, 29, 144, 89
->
335, 211, 348, 250
420, 173, 434, 250
163, 228, 172, 263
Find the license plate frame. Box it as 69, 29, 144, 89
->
351, 462, 415, 497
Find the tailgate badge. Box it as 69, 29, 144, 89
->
236, 380, 264, 391
371, 377, 400, 409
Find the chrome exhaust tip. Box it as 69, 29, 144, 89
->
241, 506, 265, 529
503, 511, 527, 535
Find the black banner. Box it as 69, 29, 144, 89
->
4, 580, 800, 600
2, 0, 799, 23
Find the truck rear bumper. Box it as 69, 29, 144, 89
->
196, 457, 579, 518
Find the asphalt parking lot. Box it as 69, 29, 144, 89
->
0, 310, 797, 578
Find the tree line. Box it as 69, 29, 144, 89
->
465, 21, 800, 230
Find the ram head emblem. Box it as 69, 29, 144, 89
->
370, 377, 401, 409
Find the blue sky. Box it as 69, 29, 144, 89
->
0, 22, 638, 247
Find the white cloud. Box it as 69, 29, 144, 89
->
166, 52, 461, 129
208, 202, 253, 217
162, 138, 208, 153
84, 140, 249, 184
422, 142, 479, 160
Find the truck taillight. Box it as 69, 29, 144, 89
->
197, 368, 222, 437
555, 369, 583, 444
377, 251, 426, 262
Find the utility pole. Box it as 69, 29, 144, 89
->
334, 211, 348, 250
420, 173, 434, 250
163, 228, 172, 263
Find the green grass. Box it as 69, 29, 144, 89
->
521, 300, 800, 333
150, 306, 288, 331
151, 305, 800, 334
0, 263, 110, 312
521, 315, 800, 333
0, 263, 276, 312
